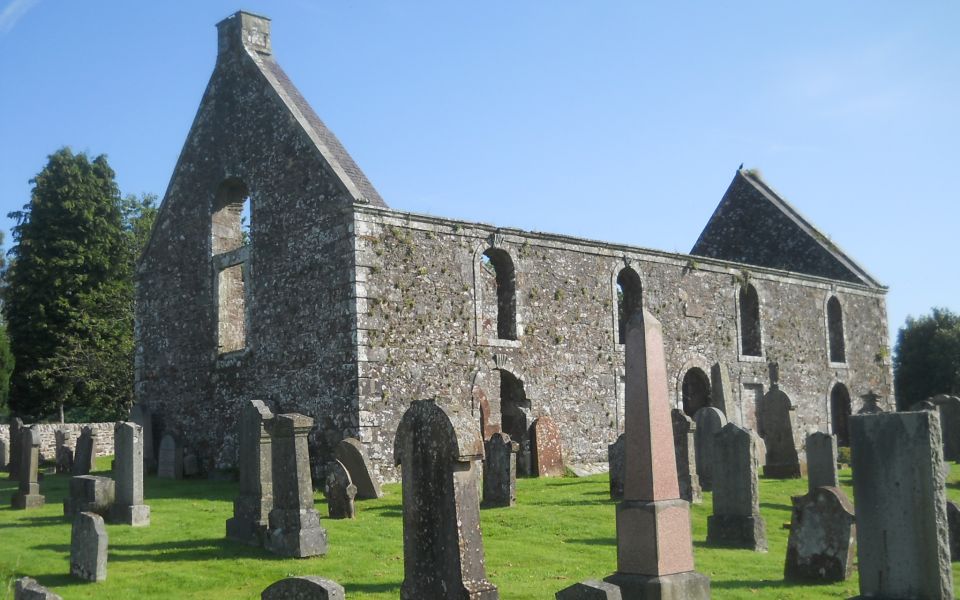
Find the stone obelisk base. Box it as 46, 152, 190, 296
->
603, 571, 711, 600
11, 492, 45, 510
265, 508, 327, 558
706, 514, 766, 552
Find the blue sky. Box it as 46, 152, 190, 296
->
1, 1, 957, 346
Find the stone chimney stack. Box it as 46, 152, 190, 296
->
217, 11, 272, 57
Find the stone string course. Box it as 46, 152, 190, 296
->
0, 423, 115, 462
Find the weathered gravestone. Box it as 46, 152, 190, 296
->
70, 512, 108, 582
14, 577, 62, 600
483, 432, 518, 507
707, 423, 766, 551
607, 434, 624, 500
710, 362, 734, 421
805, 431, 838, 492
857, 391, 884, 415
851, 410, 953, 599
9, 417, 24, 480
560, 310, 710, 599
265, 413, 327, 558
157, 433, 183, 479
183, 448, 200, 477
54, 430, 74, 475
109, 422, 150, 526
129, 403, 156, 473
0, 438, 7, 472
334, 437, 382, 499
783, 486, 856, 582
556, 579, 623, 600
261, 576, 345, 600
394, 399, 499, 600
693, 406, 726, 491
72, 426, 97, 476
929, 394, 960, 462
64, 475, 115, 519
325, 460, 356, 519
759, 382, 802, 479
947, 500, 960, 562
672, 409, 702, 504
226, 399, 274, 545
11, 427, 44, 509
531, 416, 565, 477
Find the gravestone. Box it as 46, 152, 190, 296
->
9, 417, 24, 480
72, 427, 97, 476
607, 434, 624, 500
672, 409, 702, 504
693, 406, 726, 491
11, 427, 44, 509
784, 486, 856, 581
0, 438, 7, 472
261, 576, 345, 600
325, 460, 356, 519
710, 362, 734, 421
265, 413, 327, 558
14, 577, 62, 600
109, 422, 150, 526
947, 501, 960, 561
394, 399, 499, 600
335, 437, 382, 499
556, 580, 623, 600
183, 449, 200, 477
806, 431, 839, 492
857, 391, 884, 414
707, 422, 766, 551
483, 432, 518, 507
64, 475, 115, 519
531, 416, 565, 477
55, 430, 74, 474
227, 399, 274, 545
70, 512, 108, 582
759, 384, 803, 478
130, 402, 156, 473
851, 410, 953, 599
157, 433, 183, 479
929, 394, 960, 462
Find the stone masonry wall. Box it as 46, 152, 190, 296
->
0, 423, 115, 462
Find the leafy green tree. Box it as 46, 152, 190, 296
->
893, 307, 960, 410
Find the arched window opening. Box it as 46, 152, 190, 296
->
212, 178, 251, 255
481, 248, 517, 340
499, 370, 531, 475
827, 296, 846, 363
830, 383, 852, 447
616, 267, 643, 344
739, 284, 762, 357
682, 367, 711, 417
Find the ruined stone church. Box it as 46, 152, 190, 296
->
135, 11, 893, 480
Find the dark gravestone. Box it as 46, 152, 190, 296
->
9, 417, 24, 480
14, 577, 62, 600
759, 385, 803, 478
672, 408, 702, 504
531, 416, 564, 477
929, 394, 960, 462
70, 512, 108, 582
947, 501, 960, 562
64, 475, 115, 519
555, 580, 623, 600
334, 437, 382, 499
483, 432, 518, 507
710, 362, 734, 418
129, 403, 156, 473
784, 486, 856, 581
607, 434, 624, 500
805, 431, 838, 492
261, 576, 345, 600
265, 413, 327, 558
109, 422, 150, 526
54, 430, 74, 475
693, 406, 726, 491
325, 460, 356, 519
72, 427, 97, 476
12, 427, 44, 509
227, 399, 274, 545
157, 433, 183, 479
707, 423, 766, 551
0, 438, 7, 472
851, 411, 953, 599
394, 399, 499, 600
183, 448, 200, 477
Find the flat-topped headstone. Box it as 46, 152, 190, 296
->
55, 430, 74, 474
784, 486, 856, 581
759, 384, 803, 478
693, 406, 726, 491
607, 434, 625, 500
14, 577, 62, 600
928, 394, 960, 462
556, 579, 623, 600
672, 409, 702, 504
707, 423, 766, 551
157, 433, 183, 479
72, 426, 97, 476
70, 512, 108, 582
947, 501, 960, 561
805, 431, 838, 492
851, 410, 953, 599
11, 427, 44, 509
109, 422, 150, 526
265, 413, 327, 558
710, 362, 734, 421
483, 432, 518, 507
531, 416, 565, 477
64, 475, 115, 519
227, 399, 274, 545
0, 438, 7, 472
129, 403, 156, 473
325, 460, 356, 519
334, 437, 382, 499
261, 576, 345, 600
394, 399, 499, 600
9, 417, 24, 479
183, 449, 200, 477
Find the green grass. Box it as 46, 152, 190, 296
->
2, 458, 960, 599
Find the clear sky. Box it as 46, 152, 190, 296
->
1, 1, 957, 346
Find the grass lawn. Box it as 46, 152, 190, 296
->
2, 457, 960, 599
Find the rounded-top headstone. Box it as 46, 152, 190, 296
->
693, 406, 727, 490
334, 438, 382, 500
261, 576, 345, 600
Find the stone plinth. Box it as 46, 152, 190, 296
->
693, 407, 726, 492
805, 431, 838, 492
483, 432, 518, 507
556, 580, 623, 599
531, 416, 565, 477
706, 423, 766, 551
226, 399, 274, 545
325, 460, 356, 519
671, 410, 701, 504
335, 437, 382, 499
261, 576, 345, 600
12, 427, 44, 510
64, 475, 115, 519
109, 422, 150, 526
784, 486, 855, 581
70, 512, 108, 582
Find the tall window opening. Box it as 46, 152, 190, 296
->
681, 367, 711, 417
830, 382, 852, 447
827, 296, 846, 363
738, 284, 762, 357
212, 178, 251, 255
616, 267, 643, 344
481, 248, 517, 340
212, 178, 250, 355
217, 263, 246, 353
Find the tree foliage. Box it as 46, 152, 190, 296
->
893, 307, 960, 410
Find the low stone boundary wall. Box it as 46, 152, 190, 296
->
0, 422, 115, 462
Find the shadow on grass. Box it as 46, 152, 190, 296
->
712, 577, 838, 591
564, 537, 615, 546
760, 502, 793, 512
107, 536, 291, 562
345, 581, 402, 594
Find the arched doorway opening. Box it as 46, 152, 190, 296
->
831, 382, 852, 447
682, 368, 712, 417
500, 369, 532, 475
